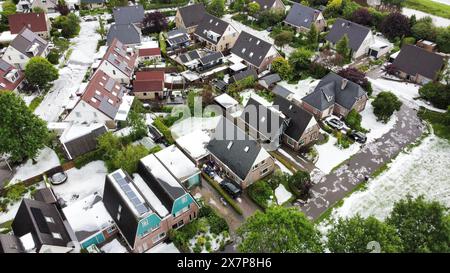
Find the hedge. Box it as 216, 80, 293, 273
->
201, 173, 243, 215
74, 149, 103, 169
153, 117, 174, 144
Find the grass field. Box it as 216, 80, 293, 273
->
405, 0, 450, 19
418, 108, 450, 141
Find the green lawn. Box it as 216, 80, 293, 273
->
418, 108, 450, 141
29, 96, 44, 112
405, 0, 450, 19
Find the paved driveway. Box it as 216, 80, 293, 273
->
300, 104, 425, 220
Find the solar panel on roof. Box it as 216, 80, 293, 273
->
121, 184, 132, 193
112, 172, 122, 180
136, 204, 148, 215
130, 197, 141, 206
126, 191, 137, 200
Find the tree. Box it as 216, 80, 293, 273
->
0, 92, 49, 162
25, 57, 59, 89
342, 0, 360, 19
307, 24, 318, 49
418, 82, 450, 110
274, 30, 293, 50
436, 26, 450, 53
112, 145, 149, 174
327, 215, 403, 253
207, 0, 226, 17
387, 196, 450, 253
271, 57, 292, 80
289, 48, 313, 74
350, 8, 373, 27
379, 12, 410, 40
237, 206, 323, 253
345, 109, 363, 132
47, 49, 60, 65
56, 0, 70, 16
53, 13, 81, 38
127, 110, 147, 141
411, 17, 436, 41
372, 91, 402, 123
231, 0, 245, 12
336, 34, 350, 61
1, 1, 16, 24
98, 132, 122, 164
141, 12, 168, 35
96, 16, 107, 40
247, 2, 260, 17
288, 171, 312, 199
337, 67, 372, 96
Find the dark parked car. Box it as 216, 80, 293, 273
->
349, 130, 367, 144
325, 117, 345, 130
220, 179, 242, 198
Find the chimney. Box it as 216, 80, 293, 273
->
341, 78, 348, 90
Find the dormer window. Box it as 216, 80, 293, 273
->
249, 52, 254, 57
91, 97, 98, 103
242, 48, 246, 53
227, 141, 233, 150
95, 90, 101, 95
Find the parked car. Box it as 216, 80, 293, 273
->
202, 164, 215, 178
325, 117, 345, 130
49, 172, 68, 185
266, 26, 273, 32
349, 130, 367, 144
220, 179, 242, 198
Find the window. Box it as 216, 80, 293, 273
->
107, 226, 116, 234
117, 212, 121, 221
8, 56, 11, 60
172, 219, 184, 229
45, 216, 54, 223
260, 168, 269, 176
52, 232, 62, 239
112, 70, 116, 75
75, 112, 81, 118
153, 232, 166, 243
20, 55, 24, 60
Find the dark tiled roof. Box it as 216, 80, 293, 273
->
326, 18, 371, 52
274, 95, 314, 140
10, 27, 48, 57
113, 5, 145, 25
302, 72, 367, 111
230, 68, 258, 83
272, 84, 293, 98
178, 4, 206, 28
206, 118, 264, 180
107, 23, 141, 46
199, 51, 223, 65
260, 73, 281, 86
393, 44, 445, 80
194, 13, 230, 45
284, 3, 321, 29
231, 31, 274, 68
0, 234, 25, 253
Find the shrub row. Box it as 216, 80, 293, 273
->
201, 173, 243, 215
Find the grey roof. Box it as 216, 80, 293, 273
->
33, 188, 57, 204
260, 73, 281, 86
10, 27, 48, 57
80, 0, 105, 3
284, 3, 321, 30
274, 95, 314, 140
107, 23, 141, 46
167, 29, 190, 46
0, 234, 25, 253
240, 97, 286, 141
393, 44, 445, 80
230, 68, 258, 83
207, 118, 264, 181
326, 18, 371, 52
113, 5, 145, 25
178, 4, 206, 28
12, 199, 73, 251
179, 50, 201, 63
231, 31, 274, 68
272, 84, 293, 98
253, 0, 278, 9
302, 72, 367, 111
194, 13, 230, 45
199, 51, 223, 65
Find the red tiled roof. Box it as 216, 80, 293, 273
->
101, 38, 137, 77
138, 48, 161, 56
8, 13, 48, 34
133, 71, 165, 92
0, 59, 25, 91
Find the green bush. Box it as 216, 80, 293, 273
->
201, 173, 243, 215
288, 171, 312, 199
74, 149, 103, 169
47, 49, 60, 65
207, 213, 228, 235
335, 131, 352, 149
5, 184, 27, 202
345, 109, 367, 132
248, 180, 274, 209
205, 241, 212, 252
153, 117, 174, 144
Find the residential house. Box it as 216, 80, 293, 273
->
62, 193, 118, 250
214, 93, 239, 117
138, 47, 161, 63
8, 12, 51, 38
113, 5, 145, 26
194, 13, 239, 52
175, 4, 206, 34
166, 28, 191, 52
96, 38, 137, 84
11, 198, 76, 253
154, 145, 201, 188
0, 59, 25, 91
284, 3, 326, 32
272, 84, 293, 99
196, 51, 224, 72
175, 130, 212, 166
229, 68, 258, 84
65, 70, 134, 128
230, 31, 280, 72
59, 122, 108, 160
238, 97, 288, 150
391, 44, 445, 84
31, 0, 58, 13
325, 18, 374, 59
206, 117, 275, 189
252, 0, 285, 11
80, 0, 106, 9
2, 27, 49, 69
107, 24, 142, 47
300, 72, 368, 119
258, 73, 281, 89
274, 95, 320, 150
0, 234, 25, 253
132, 71, 165, 100
103, 164, 199, 253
